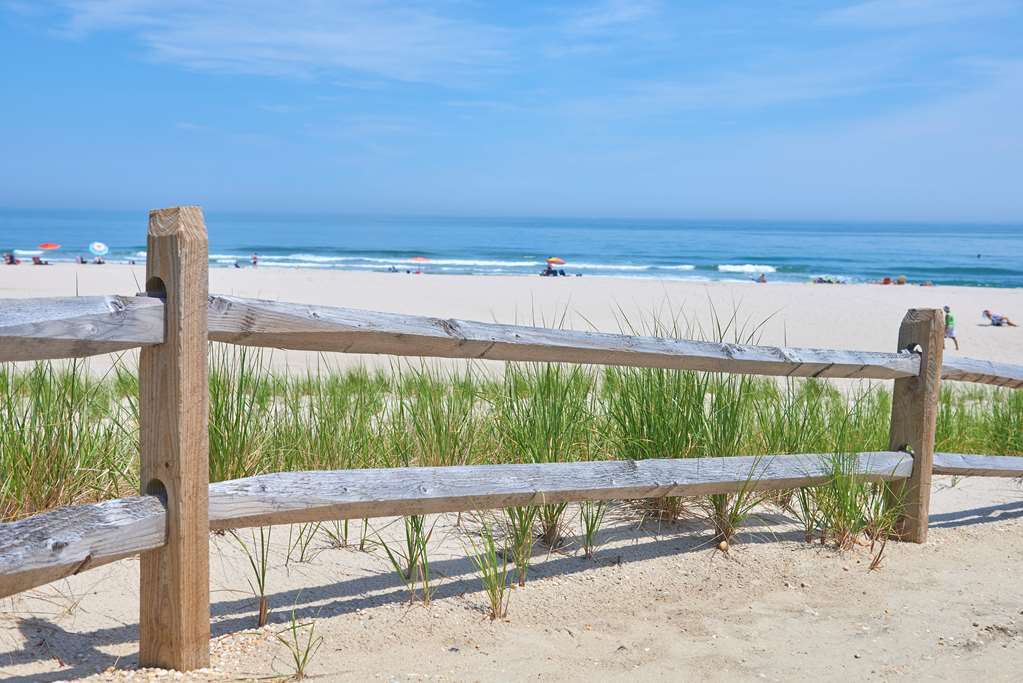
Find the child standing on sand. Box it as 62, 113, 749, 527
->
943, 306, 959, 350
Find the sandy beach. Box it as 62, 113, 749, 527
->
2, 264, 1021, 372
2, 265, 1022, 681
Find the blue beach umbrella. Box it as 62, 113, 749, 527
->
89, 241, 109, 256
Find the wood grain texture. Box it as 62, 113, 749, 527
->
940, 356, 1023, 389
0, 295, 163, 361
0, 496, 166, 599
3, 292, 1021, 391
206, 294, 922, 380
138, 206, 210, 671
0, 451, 912, 597
888, 309, 944, 544
933, 452, 1023, 477
206, 452, 912, 529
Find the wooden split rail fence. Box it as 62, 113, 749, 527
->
1, 206, 1021, 670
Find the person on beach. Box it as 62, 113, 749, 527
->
943, 306, 959, 350
756, 273, 767, 283
983, 310, 1018, 327
2, 252, 16, 265
251, 253, 259, 267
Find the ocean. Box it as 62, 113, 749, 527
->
1, 210, 1020, 288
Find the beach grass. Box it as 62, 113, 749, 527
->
1, 349, 1020, 539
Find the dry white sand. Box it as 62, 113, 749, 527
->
2, 263, 1021, 372
1, 477, 1022, 681
2, 266, 1022, 680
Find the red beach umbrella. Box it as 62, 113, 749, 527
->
38, 242, 61, 250
410, 256, 430, 263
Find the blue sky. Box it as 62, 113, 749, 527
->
1, 0, 1021, 221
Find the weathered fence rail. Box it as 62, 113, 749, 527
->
4, 293, 1022, 389
932, 452, 1023, 478
0, 451, 914, 600
1, 206, 1021, 671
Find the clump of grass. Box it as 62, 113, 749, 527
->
790, 486, 820, 543
504, 505, 538, 586
208, 346, 275, 482
466, 521, 511, 620
987, 389, 1023, 455
0, 360, 135, 521
285, 523, 322, 565
496, 362, 595, 546
321, 520, 350, 549
813, 447, 904, 565
378, 515, 436, 605
579, 500, 608, 559
394, 365, 482, 468
229, 526, 273, 627
274, 600, 323, 679
602, 365, 708, 521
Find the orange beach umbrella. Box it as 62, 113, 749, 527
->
38, 242, 61, 250
546, 257, 566, 265
410, 256, 430, 263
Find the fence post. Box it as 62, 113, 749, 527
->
888, 308, 943, 543
138, 206, 210, 669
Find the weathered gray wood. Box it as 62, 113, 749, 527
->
941, 356, 1023, 389
0, 295, 164, 361
0, 451, 911, 596
3, 293, 1020, 390
888, 309, 944, 544
933, 452, 1023, 478
207, 452, 912, 529
139, 206, 210, 671
0, 496, 166, 599
206, 295, 921, 380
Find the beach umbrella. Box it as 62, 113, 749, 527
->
546, 257, 566, 265
89, 241, 109, 256
38, 242, 61, 250
410, 256, 430, 263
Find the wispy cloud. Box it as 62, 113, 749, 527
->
559, 43, 917, 118
564, 0, 659, 33
54, 0, 507, 85
257, 104, 304, 114
821, 0, 1016, 29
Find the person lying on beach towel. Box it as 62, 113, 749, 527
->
983, 310, 1018, 327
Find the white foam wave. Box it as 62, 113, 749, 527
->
571, 263, 650, 271
256, 261, 333, 269
659, 264, 696, 271
718, 264, 776, 273
13, 249, 43, 256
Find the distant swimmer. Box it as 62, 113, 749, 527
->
943, 306, 959, 350
983, 309, 1018, 327
251, 253, 259, 267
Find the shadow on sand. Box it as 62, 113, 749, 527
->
2, 500, 1019, 681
